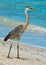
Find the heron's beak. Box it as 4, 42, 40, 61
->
30, 8, 34, 11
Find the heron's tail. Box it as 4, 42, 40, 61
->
4, 34, 10, 41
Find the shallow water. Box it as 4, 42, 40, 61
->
0, 0, 46, 47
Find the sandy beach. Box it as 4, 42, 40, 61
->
0, 39, 46, 65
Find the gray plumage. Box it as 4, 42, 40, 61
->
4, 25, 23, 41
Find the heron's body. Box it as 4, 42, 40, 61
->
4, 25, 23, 41
4, 6, 33, 58
4, 23, 28, 41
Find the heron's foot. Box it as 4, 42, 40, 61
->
17, 56, 19, 59
7, 55, 10, 58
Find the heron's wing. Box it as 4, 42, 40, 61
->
10, 25, 23, 36
8, 25, 24, 38
4, 25, 23, 41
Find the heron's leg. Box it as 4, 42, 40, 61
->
7, 44, 12, 58
17, 38, 20, 58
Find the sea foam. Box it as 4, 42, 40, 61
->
0, 16, 46, 34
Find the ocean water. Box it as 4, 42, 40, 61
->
0, 0, 46, 47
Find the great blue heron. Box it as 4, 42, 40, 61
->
4, 6, 33, 58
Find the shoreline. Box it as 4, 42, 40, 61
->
0, 37, 46, 49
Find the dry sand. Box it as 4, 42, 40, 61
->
0, 39, 46, 65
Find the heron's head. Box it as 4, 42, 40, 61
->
26, 6, 33, 11
25, 6, 33, 15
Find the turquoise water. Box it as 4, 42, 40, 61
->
0, 0, 46, 47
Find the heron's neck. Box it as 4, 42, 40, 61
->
23, 10, 29, 30
26, 13, 29, 24
24, 10, 29, 27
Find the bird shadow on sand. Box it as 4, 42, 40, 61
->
6, 56, 13, 59
15, 57, 31, 60
6, 56, 31, 60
